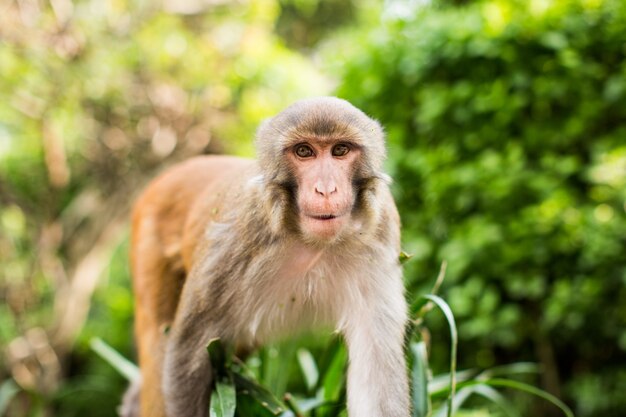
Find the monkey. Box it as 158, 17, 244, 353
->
126, 97, 409, 417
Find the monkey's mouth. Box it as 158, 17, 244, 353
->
301, 212, 348, 239
310, 214, 338, 221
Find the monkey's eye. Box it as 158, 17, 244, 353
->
332, 144, 350, 157
294, 144, 314, 158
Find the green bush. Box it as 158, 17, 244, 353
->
336, 1, 626, 416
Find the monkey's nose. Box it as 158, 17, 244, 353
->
315, 184, 337, 196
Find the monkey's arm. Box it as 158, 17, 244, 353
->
162, 274, 216, 417
343, 263, 410, 417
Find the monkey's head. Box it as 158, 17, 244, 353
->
256, 97, 389, 245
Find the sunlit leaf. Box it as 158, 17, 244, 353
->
297, 348, 319, 391
422, 295, 457, 417
410, 341, 431, 417
90, 338, 140, 382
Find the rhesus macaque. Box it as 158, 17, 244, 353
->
126, 97, 409, 417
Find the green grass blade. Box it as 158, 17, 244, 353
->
410, 297, 430, 317
481, 378, 574, 417
433, 387, 472, 417
321, 343, 347, 403
410, 341, 431, 417
470, 384, 520, 417
429, 362, 540, 398
410, 262, 448, 317
422, 294, 457, 417
90, 337, 140, 382
210, 381, 237, 417
297, 348, 319, 392
478, 362, 540, 379
428, 369, 477, 396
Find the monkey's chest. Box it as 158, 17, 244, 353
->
242, 247, 350, 344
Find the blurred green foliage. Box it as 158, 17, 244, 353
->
336, 0, 626, 416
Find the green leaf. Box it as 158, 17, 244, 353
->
410, 341, 431, 417
321, 343, 347, 403
428, 369, 477, 397
410, 262, 448, 317
207, 338, 228, 377
478, 362, 540, 379
410, 297, 430, 317
210, 381, 237, 417
234, 395, 278, 417
433, 387, 472, 417
233, 373, 286, 415
399, 250, 414, 264
422, 295, 457, 417
90, 337, 140, 382
297, 348, 319, 391
433, 384, 520, 417
480, 378, 574, 417
469, 384, 520, 417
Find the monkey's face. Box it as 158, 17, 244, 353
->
257, 97, 387, 243
287, 140, 360, 242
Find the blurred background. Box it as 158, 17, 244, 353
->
1, 0, 625, 416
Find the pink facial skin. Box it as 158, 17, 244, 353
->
287, 141, 360, 241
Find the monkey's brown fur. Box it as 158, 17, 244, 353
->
127, 97, 409, 417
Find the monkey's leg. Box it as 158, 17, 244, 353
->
132, 223, 184, 417
133, 270, 169, 416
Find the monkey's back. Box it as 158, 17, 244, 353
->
132, 155, 254, 269
130, 156, 254, 338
